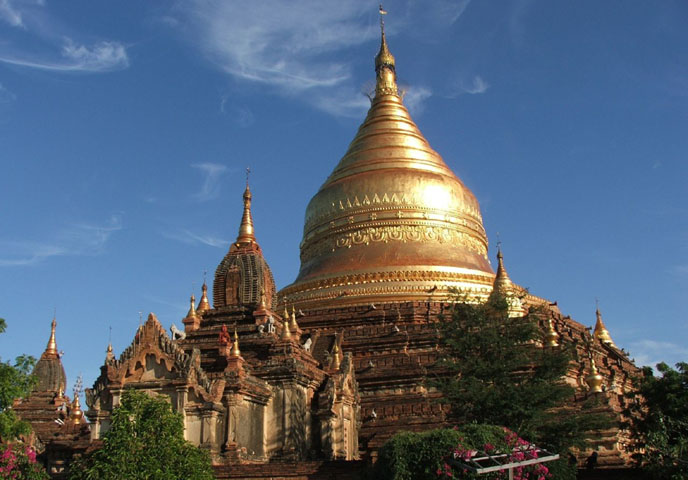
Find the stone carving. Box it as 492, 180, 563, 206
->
170, 323, 186, 340
218, 325, 231, 345
266, 316, 276, 334
303, 337, 312, 352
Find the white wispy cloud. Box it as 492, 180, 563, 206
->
674, 264, 688, 276
182, 1, 373, 92
463, 75, 490, 95
191, 163, 228, 201
0, 214, 123, 266
172, 1, 466, 117
0, 0, 24, 27
402, 86, 433, 114
162, 229, 228, 248
0, 39, 129, 72
220, 98, 256, 127
629, 339, 688, 369
0, 83, 16, 103
0, 0, 129, 73
311, 87, 371, 118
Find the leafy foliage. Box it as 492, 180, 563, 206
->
68, 389, 214, 480
430, 295, 612, 479
375, 426, 505, 480
375, 425, 553, 480
0, 318, 38, 442
624, 362, 688, 479
0, 444, 49, 480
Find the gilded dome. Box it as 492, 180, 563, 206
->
280, 31, 494, 309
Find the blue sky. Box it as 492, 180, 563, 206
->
0, 0, 686, 395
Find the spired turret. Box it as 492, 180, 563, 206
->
280, 23, 494, 309
593, 307, 616, 347
488, 248, 525, 317
213, 183, 277, 309
32, 317, 67, 393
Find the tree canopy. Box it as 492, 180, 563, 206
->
429, 294, 611, 479
0, 317, 38, 442
69, 389, 214, 480
624, 362, 688, 479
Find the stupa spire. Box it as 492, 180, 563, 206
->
593, 307, 616, 347
281, 305, 292, 340
375, 4, 398, 97
489, 246, 525, 317
290, 305, 299, 331
198, 281, 211, 313
493, 246, 513, 292
187, 294, 198, 318
45, 316, 58, 356
236, 168, 256, 245
230, 328, 241, 357
586, 356, 604, 393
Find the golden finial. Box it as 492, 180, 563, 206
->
70, 376, 84, 424
331, 340, 341, 370
494, 246, 512, 289
290, 305, 299, 331
70, 395, 83, 424
281, 305, 292, 339
230, 328, 241, 357
593, 306, 616, 347
198, 281, 211, 313
544, 318, 559, 348
45, 316, 58, 356
258, 288, 267, 310
489, 246, 524, 317
374, 4, 398, 97
236, 168, 256, 245
106, 331, 114, 362
187, 294, 198, 318
586, 356, 604, 393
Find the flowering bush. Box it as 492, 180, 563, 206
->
436, 428, 551, 480
0, 444, 49, 480
374, 425, 554, 480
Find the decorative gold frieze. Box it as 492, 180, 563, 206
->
330, 225, 487, 256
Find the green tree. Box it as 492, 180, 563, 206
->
0, 318, 38, 442
69, 389, 214, 480
431, 295, 611, 479
0, 318, 48, 479
624, 362, 688, 479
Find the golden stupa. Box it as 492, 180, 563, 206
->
280, 22, 494, 308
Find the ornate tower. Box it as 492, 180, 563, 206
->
213, 183, 277, 309
280, 23, 494, 309
33, 317, 67, 393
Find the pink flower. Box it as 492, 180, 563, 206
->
25, 447, 37, 463
1, 448, 12, 460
